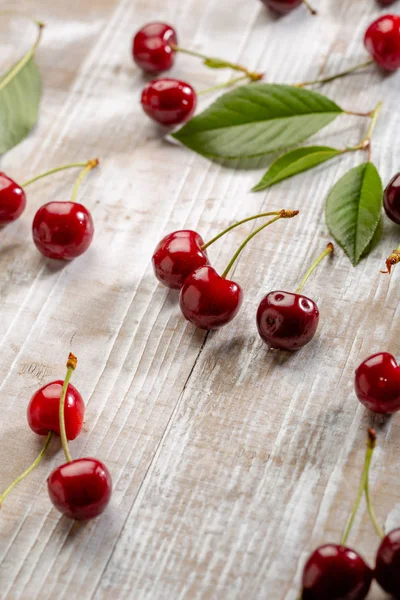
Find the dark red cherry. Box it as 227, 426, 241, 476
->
260, 0, 302, 13
355, 352, 400, 414
375, 528, 400, 596
27, 380, 85, 440
179, 265, 243, 330
302, 544, 373, 600
0, 172, 26, 225
32, 201, 94, 260
364, 15, 400, 71
132, 22, 177, 73
377, 0, 397, 6
152, 230, 210, 290
141, 78, 196, 126
47, 457, 112, 520
256, 291, 319, 351
383, 172, 400, 224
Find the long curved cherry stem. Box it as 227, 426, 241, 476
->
198, 75, 249, 96
302, 0, 317, 14
364, 433, 384, 540
295, 59, 374, 88
221, 209, 299, 279
296, 243, 334, 294
0, 431, 53, 507
0, 17, 44, 92
70, 159, 99, 203
170, 44, 263, 82
341, 429, 377, 546
202, 211, 289, 250
382, 245, 400, 274
59, 353, 77, 463
346, 102, 382, 161
22, 162, 89, 187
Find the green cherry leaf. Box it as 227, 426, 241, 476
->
0, 20, 42, 155
252, 146, 342, 191
172, 83, 343, 159
325, 162, 383, 266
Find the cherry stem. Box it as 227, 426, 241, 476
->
170, 44, 263, 82
0, 17, 44, 93
341, 429, 377, 546
381, 246, 400, 274
202, 211, 287, 250
0, 431, 53, 508
302, 0, 317, 14
221, 209, 299, 279
364, 431, 384, 540
295, 59, 374, 88
59, 353, 77, 463
296, 242, 334, 294
345, 102, 382, 161
198, 75, 250, 96
70, 159, 99, 203
22, 162, 89, 188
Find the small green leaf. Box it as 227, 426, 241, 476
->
203, 58, 234, 69
252, 146, 342, 191
0, 22, 42, 155
172, 83, 343, 159
325, 162, 383, 266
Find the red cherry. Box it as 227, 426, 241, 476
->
27, 380, 85, 440
133, 22, 177, 73
377, 0, 397, 6
0, 172, 26, 225
179, 265, 243, 330
141, 79, 196, 126
256, 291, 319, 351
152, 230, 209, 290
355, 352, 400, 414
260, 0, 303, 14
375, 528, 400, 595
302, 544, 373, 600
364, 15, 400, 71
32, 201, 94, 260
47, 457, 112, 520
383, 172, 400, 224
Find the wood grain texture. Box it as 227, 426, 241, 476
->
1, 0, 399, 598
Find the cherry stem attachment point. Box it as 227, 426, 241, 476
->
59, 353, 77, 463
170, 44, 263, 82
341, 429, 378, 546
221, 209, 299, 279
0, 431, 53, 508
202, 211, 288, 250
198, 74, 250, 96
22, 162, 89, 188
296, 242, 334, 294
70, 159, 99, 203
381, 246, 400, 274
302, 0, 317, 14
295, 59, 374, 88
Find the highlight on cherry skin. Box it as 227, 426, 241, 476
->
141, 78, 197, 126
364, 14, 400, 71
132, 22, 177, 73
0, 172, 26, 225
355, 352, 400, 414
375, 528, 400, 595
152, 230, 210, 290
27, 380, 85, 440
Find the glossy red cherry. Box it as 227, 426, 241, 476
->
152, 230, 209, 290
179, 266, 243, 330
133, 22, 177, 73
364, 15, 400, 71
0, 172, 26, 225
260, 0, 303, 14
355, 352, 400, 414
302, 544, 373, 600
32, 201, 94, 260
141, 79, 196, 126
256, 291, 319, 351
27, 380, 85, 440
47, 457, 112, 520
375, 528, 400, 595
383, 172, 400, 224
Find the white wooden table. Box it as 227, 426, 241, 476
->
1, 1, 400, 598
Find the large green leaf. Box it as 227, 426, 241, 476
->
0, 22, 42, 155
325, 162, 383, 266
172, 84, 343, 159
252, 146, 342, 191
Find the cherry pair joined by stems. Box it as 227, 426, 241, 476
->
260, 0, 317, 16
257, 242, 333, 351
